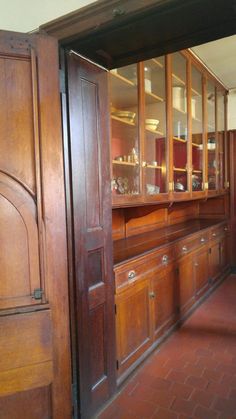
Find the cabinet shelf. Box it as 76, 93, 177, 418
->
146, 164, 162, 169
174, 167, 187, 172
172, 73, 185, 86
146, 127, 164, 136
145, 90, 164, 103
193, 169, 202, 173
173, 136, 187, 143
151, 58, 164, 68
112, 160, 138, 167
191, 87, 201, 97
111, 115, 136, 126
110, 70, 136, 87
192, 142, 202, 148
173, 106, 186, 114
192, 116, 201, 123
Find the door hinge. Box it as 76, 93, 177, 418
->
116, 360, 119, 370
60, 69, 66, 94
32, 288, 43, 300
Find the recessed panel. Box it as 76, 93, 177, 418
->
88, 249, 104, 287
89, 305, 106, 388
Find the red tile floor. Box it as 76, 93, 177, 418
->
98, 275, 236, 419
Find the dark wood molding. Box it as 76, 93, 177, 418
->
41, 0, 236, 69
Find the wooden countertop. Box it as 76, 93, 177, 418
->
113, 219, 226, 266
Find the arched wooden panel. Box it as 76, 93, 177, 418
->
0, 173, 41, 309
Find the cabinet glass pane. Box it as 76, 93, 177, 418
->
217, 90, 225, 189
110, 64, 140, 196
143, 57, 167, 195
191, 66, 203, 191
207, 81, 216, 190
172, 52, 188, 192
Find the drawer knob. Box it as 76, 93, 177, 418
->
182, 245, 188, 252
194, 262, 199, 267
162, 254, 169, 264
128, 270, 136, 280
200, 238, 205, 243
224, 227, 228, 232
149, 291, 155, 299
212, 233, 216, 237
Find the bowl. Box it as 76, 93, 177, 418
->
145, 118, 159, 131
112, 110, 136, 123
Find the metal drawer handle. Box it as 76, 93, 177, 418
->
212, 233, 217, 237
162, 254, 169, 264
182, 245, 188, 252
200, 238, 205, 243
128, 270, 136, 280
194, 262, 199, 267
149, 291, 156, 299
224, 227, 228, 232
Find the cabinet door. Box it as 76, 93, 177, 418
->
142, 56, 168, 201
110, 64, 142, 206
116, 280, 152, 375
220, 236, 228, 271
171, 52, 190, 198
152, 266, 177, 339
194, 247, 209, 297
191, 65, 205, 196
217, 88, 226, 191
207, 80, 217, 192
209, 241, 220, 282
0, 32, 71, 418
178, 256, 195, 313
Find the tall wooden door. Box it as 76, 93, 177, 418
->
0, 31, 71, 418
65, 51, 116, 418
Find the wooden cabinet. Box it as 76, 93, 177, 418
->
110, 50, 228, 207
114, 221, 230, 382
115, 278, 152, 376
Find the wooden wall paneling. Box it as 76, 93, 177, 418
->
198, 195, 228, 219
124, 205, 167, 237
0, 386, 52, 419
167, 201, 199, 225
229, 130, 236, 268
112, 209, 125, 240
194, 246, 209, 297
66, 51, 116, 418
0, 31, 72, 418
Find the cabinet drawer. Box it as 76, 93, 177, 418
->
115, 247, 174, 292
210, 224, 227, 240
176, 232, 208, 258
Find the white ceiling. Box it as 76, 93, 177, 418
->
192, 34, 236, 90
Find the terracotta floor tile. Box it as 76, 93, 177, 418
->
151, 407, 178, 419
213, 396, 236, 416
170, 382, 194, 399
202, 368, 224, 383
183, 363, 204, 378
194, 405, 219, 419
185, 375, 208, 390
170, 397, 196, 416
166, 369, 188, 384
190, 388, 215, 408
207, 381, 230, 398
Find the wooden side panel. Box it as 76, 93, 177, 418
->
67, 52, 116, 417
209, 241, 220, 281
168, 201, 199, 225
0, 31, 71, 418
0, 386, 52, 419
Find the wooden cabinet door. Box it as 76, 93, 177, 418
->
209, 241, 220, 282
194, 247, 209, 297
116, 280, 152, 376
178, 256, 195, 313
220, 236, 228, 271
66, 52, 116, 418
152, 266, 177, 339
0, 32, 71, 418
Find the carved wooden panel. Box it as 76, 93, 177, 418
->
66, 52, 116, 417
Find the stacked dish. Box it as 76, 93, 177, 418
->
145, 118, 159, 131
112, 110, 136, 123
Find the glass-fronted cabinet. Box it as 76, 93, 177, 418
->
191, 65, 204, 193
143, 57, 167, 198
110, 50, 228, 207
172, 52, 189, 194
217, 88, 226, 190
110, 64, 141, 201
207, 80, 217, 191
